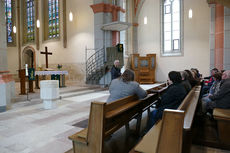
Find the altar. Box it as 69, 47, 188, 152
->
35, 71, 68, 88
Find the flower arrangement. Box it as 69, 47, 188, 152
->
57, 64, 62, 70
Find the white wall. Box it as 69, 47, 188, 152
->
137, 0, 210, 82
7, 0, 94, 81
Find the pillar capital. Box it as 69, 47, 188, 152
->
90, 3, 125, 14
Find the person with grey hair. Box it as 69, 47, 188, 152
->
203, 70, 230, 113
106, 69, 147, 103
111, 60, 121, 80
180, 71, 192, 93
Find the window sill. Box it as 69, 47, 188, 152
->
161, 51, 183, 57
43, 37, 60, 43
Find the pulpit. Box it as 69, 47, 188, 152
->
131, 54, 156, 84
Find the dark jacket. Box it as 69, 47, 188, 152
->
111, 65, 121, 80
157, 83, 187, 119
209, 78, 230, 109
181, 80, 192, 94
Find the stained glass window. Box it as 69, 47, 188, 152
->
162, 0, 183, 56
26, 0, 35, 42
4, 0, 13, 43
48, 0, 59, 39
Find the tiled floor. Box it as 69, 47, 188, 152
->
0, 84, 110, 153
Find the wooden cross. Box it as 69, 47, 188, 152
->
40, 46, 52, 68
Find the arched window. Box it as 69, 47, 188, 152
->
4, 0, 16, 46
44, 0, 60, 40
161, 0, 183, 56
23, 0, 35, 44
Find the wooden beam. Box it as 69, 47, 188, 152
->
207, 0, 230, 8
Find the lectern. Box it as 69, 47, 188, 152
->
18, 69, 34, 94
18, 69, 26, 95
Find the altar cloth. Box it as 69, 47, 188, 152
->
35, 71, 68, 76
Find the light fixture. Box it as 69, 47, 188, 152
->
69, 11, 73, 22
144, 16, 147, 25
13, 26, 16, 33
189, 8, 193, 19
36, 19, 40, 28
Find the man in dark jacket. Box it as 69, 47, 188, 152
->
111, 60, 121, 80
148, 71, 187, 128
201, 68, 219, 96
205, 70, 230, 111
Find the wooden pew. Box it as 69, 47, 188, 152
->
130, 85, 201, 153
69, 84, 166, 153
213, 108, 230, 146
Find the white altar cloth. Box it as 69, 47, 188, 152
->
35, 71, 68, 76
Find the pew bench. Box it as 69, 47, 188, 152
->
130, 85, 201, 153
69, 84, 167, 153
213, 108, 230, 146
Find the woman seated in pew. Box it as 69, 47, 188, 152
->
106, 69, 147, 103
148, 71, 187, 128
180, 71, 192, 94
201, 72, 222, 113
191, 68, 202, 79
202, 70, 230, 113
185, 69, 200, 87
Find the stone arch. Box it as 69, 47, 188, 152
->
22, 46, 36, 69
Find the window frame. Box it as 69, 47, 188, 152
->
22, 0, 36, 45
43, 0, 60, 42
4, 0, 16, 47
160, 0, 184, 57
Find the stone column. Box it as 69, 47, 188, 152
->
0, 0, 8, 71
215, 4, 224, 70
210, 4, 215, 69
224, 7, 230, 70
209, 3, 230, 71
91, 1, 125, 49
0, 0, 15, 112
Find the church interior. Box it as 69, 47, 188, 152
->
0, 0, 230, 153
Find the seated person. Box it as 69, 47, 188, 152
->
201, 72, 222, 113
203, 70, 230, 113
148, 71, 187, 128
201, 68, 219, 96
111, 60, 121, 80
180, 71, 192, 93
185, 70, 200, 87
191, 68, 202, 79
106, 69, 147, 103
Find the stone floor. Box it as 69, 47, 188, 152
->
0, 81, 230, 153
1, 81, 110, 153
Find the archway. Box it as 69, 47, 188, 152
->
22, 46, 36, 69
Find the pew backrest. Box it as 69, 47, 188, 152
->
131, 85, 201, 153
69, 84, 166, 153
213, 108, 230, 145
133, 109, 185, 153
178, 86, 201, 130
